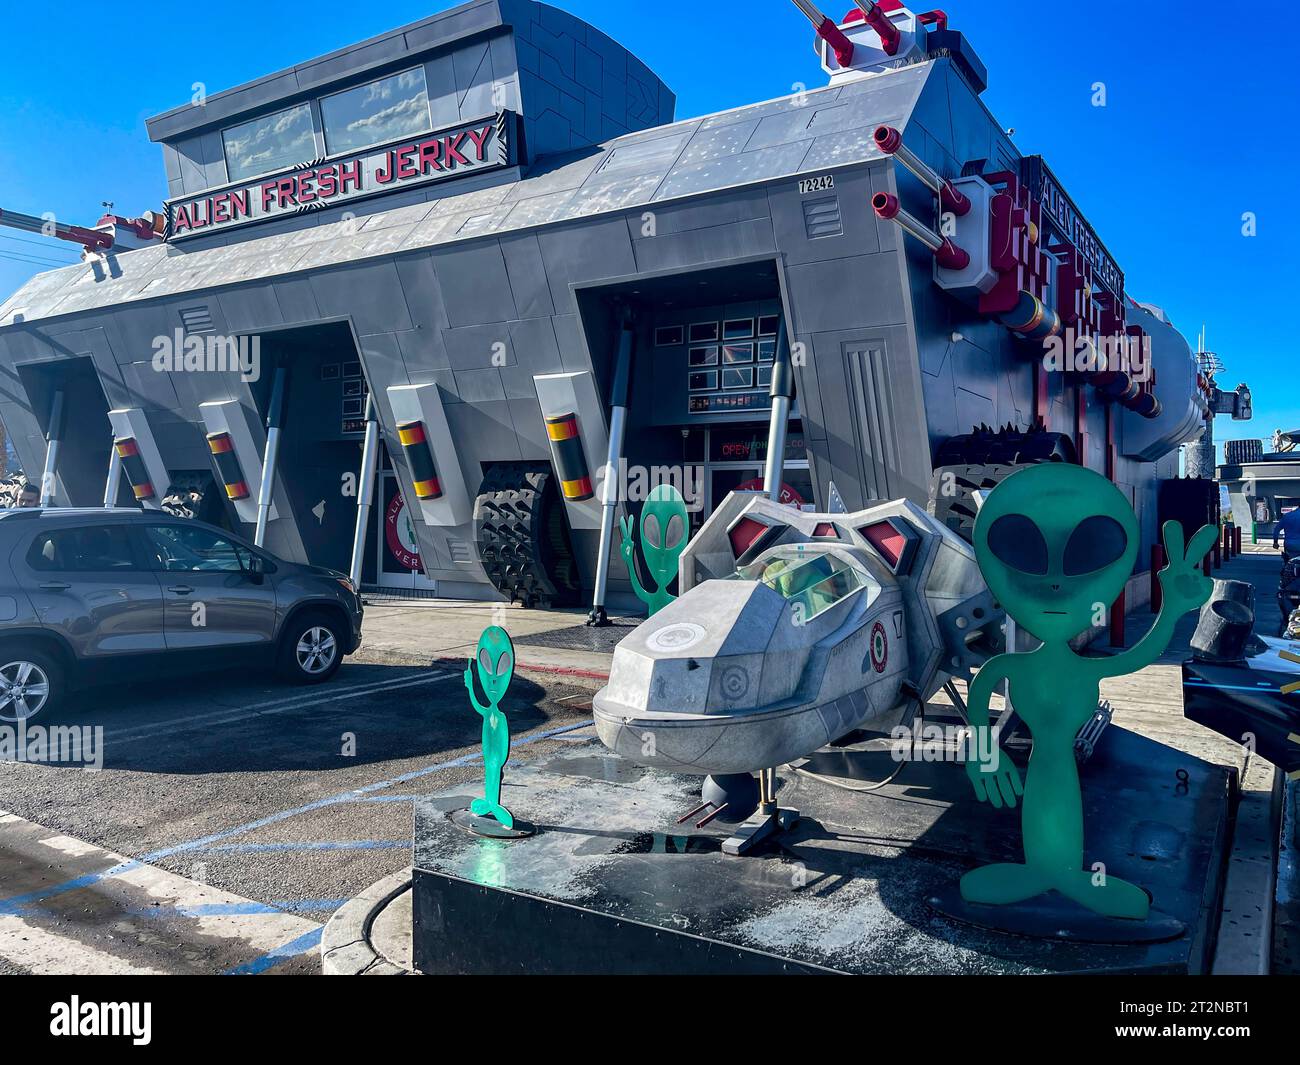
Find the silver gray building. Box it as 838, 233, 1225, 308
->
0, 1, 1217, 612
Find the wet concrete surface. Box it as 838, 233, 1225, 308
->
0, 653, 599, 973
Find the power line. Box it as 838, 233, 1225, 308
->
0, 232, 78, 257
0, 249, 77, 268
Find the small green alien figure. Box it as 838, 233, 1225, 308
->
964, 463, 1216, 919
619, 483, 689, 616
463, 625, 517, 828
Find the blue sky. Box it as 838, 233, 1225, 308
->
0, 0, 1288, 456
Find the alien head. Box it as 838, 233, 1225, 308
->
639, 484, 689, 587
474, 625, 516, 704
973, 463, 1138, 643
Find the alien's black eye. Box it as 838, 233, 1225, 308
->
643, 513, 662, 548
985, 514, 1048, 575
1063, 515, 1128, 575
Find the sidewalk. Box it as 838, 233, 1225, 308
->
355, 598, 627, 679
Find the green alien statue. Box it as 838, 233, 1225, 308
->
463, 625, 517, 828
963, 463, 1216, 919
619, 483, 689, 616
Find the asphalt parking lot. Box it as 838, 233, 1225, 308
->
0, 650, 599, 974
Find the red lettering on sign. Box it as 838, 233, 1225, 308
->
466, 124, 493, 161
337, 159, 362, 193
418, 137, 443, 173
444, 131, 469, 167
394, 145, 418, 181
316, 165, 337, 199
173, 203, 192, 233
212, 194, 230, 224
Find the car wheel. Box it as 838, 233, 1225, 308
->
0, 645, 61, 722
278, 613, 343, 684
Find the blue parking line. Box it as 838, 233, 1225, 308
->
199, 840, 407, 854
0, 720, 590, 914
0, 861, 142, 916
226, 926, 325, 975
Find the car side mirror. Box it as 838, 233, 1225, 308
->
244, 553, 266, 584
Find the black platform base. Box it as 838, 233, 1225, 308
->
926, 883, 1186, 945
412, 726, 1233, 975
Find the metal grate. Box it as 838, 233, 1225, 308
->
361, 585, 444, 603
178, 304, 214, 334
512, 618, 642, 653
802, 196, 843, 239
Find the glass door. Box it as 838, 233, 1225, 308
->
375, 471, 437, 593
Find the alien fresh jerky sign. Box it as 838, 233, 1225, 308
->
963, 464, 1215, 919
620, 484, 689, 616
463, 626, 517, 829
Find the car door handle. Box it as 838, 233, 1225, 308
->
168, 585, 194, 595
39, 581, 70, 591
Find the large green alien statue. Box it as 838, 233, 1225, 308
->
619, 483, 689, 616
963, 463, 1216, 919
463, 625, 517, 828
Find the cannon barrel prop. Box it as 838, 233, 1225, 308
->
789, 0, 856, 67
849, 0, 902, 55
0, 206, 113, 253
874, 126, 970, 216
872, 192, 970, 270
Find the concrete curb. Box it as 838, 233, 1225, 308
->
321, 868, 413, 976
357, 646, 611, 683
1212, 758, 1281, 974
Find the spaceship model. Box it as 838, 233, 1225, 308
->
594, 491, 1003, 776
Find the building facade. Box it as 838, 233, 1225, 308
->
0, 1, 1210, 610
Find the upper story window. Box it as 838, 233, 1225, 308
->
222, 103, 316, 182
320, 68, 432, 156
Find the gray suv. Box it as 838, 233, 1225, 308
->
0, 508, 363, 720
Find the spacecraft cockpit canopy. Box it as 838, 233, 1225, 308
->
731, 544, 880, 622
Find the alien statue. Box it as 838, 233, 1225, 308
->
619, 483, 689, 616
463, 625, 517, 829
963, 463, 1216, 919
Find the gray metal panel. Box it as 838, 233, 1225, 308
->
309, 262, 414, 335
4, 63, 932, 328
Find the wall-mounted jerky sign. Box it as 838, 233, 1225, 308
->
166, 111, 514, 241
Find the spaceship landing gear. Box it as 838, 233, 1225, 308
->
721, 768, 799, 857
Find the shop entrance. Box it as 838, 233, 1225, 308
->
371, 464, 438, 594
689, 422, 813, 535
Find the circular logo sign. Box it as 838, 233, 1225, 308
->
870, 621, 889, 674
719, 665, 751, 701
646, 622, 706, 654
385, 494, 422, 571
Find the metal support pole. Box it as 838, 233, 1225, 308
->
254, 366, 286, 548
103, 444, 123, 508
588, 309, 636, 627
39, 390, 65, 506
763, 324, 795, 501
349, 396, 381, 588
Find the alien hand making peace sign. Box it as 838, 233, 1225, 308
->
463, 625, 517, 829
620, 483, 689, 616
963, 463, 1216, 920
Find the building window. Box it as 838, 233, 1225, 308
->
320, 68, 433, 156
222, 103, 316, 182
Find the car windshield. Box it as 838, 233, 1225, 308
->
734, 546, 870, 620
